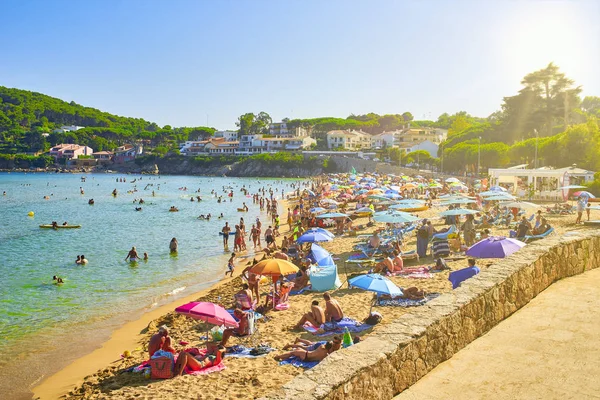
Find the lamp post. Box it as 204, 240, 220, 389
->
534, 129, 539, 169
477, 136, 481, 177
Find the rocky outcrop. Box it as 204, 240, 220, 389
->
111, 157, 323, 177
265, 231, 600, 400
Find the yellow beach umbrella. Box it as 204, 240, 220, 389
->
249, 258, 299, 277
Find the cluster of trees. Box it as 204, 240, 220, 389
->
438, 63, 600, 173
0, 86, 215, 155
3, 63, 600, 175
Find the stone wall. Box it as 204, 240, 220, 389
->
265, 231, 600, 400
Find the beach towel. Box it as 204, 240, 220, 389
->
225, 345, 276, 358
375, 293, 440, 307
132, 349, 226, 376
290, 285, 312, 295
303, 317, 372, 337
448, 266, 480, 289
279, 356, 320, 369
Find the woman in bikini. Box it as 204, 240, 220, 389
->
173, 345, 225, 375
274, 341, 333, 362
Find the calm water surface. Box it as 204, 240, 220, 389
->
0, 172, 301, 397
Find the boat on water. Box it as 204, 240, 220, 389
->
40, 224, 81, 229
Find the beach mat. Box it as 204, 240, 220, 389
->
279, 356, 320, 369
303, 317, 372, 337
225, 345, 275, 358
376, 293, 441, 307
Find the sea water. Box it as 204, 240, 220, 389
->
0, 172, 301, 397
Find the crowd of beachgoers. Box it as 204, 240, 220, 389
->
59, 172, 595, 400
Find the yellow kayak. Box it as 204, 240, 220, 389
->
40, 225, 81, 229
394, 206, 429, 212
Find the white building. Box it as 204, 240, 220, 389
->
407, 140, 439, 158
371, 133, 396, 149
214, 130, 238, 141
53, 125, 85, 133
326, 130, 373, 150
394, 128, 447, 145
205, 141, 239, 155
269, 122, 310, 137
237, 134, 315, 155
488, 165, 595, 201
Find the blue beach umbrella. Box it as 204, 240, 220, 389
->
303, 227, 335, 238
308, 243, 335, 266
297, 230, 334, 244
316, 212, 349, 219
373, 210, 420, 224
349, 274, 403, 312
309, 207, 327, 214
440, 198, 478, 205
439, 208, 479, 216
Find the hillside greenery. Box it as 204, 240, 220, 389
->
1, 63, 600, 175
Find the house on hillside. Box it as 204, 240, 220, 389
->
92, 151, 114, 165
269, 122, 311, 138
206, 140, 239, 155
53, 125, 85, 133
214, 130, 238, 142
113, 144, 143, 163
49, 144, 94, 159
326, 130, 372, 150
371, 133, 396, 149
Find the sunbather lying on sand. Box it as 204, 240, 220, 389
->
274, 341, 334, 362
377, 287, 427, 301
173, 345, 225, 375
282, 336, 342, 351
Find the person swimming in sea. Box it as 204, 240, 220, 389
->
79, 254, 88, 264
125, 246, 140, 262
143, 252, 149, 261
53, 275, 64, 284
169, 238, 178, 253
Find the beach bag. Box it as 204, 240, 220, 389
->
210, 325, 225, 341
149, 356, 174, 379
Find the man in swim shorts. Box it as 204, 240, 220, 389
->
222, 222, 231, 249
324, 292, 344, 323
293, 300, 325, 330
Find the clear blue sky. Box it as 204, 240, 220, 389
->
1, 0, 598, 129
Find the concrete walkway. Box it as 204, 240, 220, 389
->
395, 268, 600, 400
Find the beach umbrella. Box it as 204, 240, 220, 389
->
304, 189, 316, 197
446, 177, 461, 183
354, 207, 374, 214
321, 199, 339, 205
439, 208, 478, 216
389, 200, 425, 210
297, 230, 334, 244
175, 301, 238, 343
484, 195, 517, 202
384, 193, 403, 199
440, 198, 477, 205
500, 201, 540, 210
309, 207, 327, 214
489, 185, 507, 192
466, 236, 526, 258
308, 243, 335, 266
373, 210, 420, 224
249, 258, 299, 276
349, 273, 403, 312
316, 212, 349, 219
573, 191, 595, 198
303, 227, 335, 238
368, 195, 390, 201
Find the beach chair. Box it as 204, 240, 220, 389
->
237, 311, 261, 347
523, 227, 554, 243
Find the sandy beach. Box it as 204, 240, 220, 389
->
32, 193, 588, 400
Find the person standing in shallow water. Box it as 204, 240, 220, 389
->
170, 238, 178, 253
